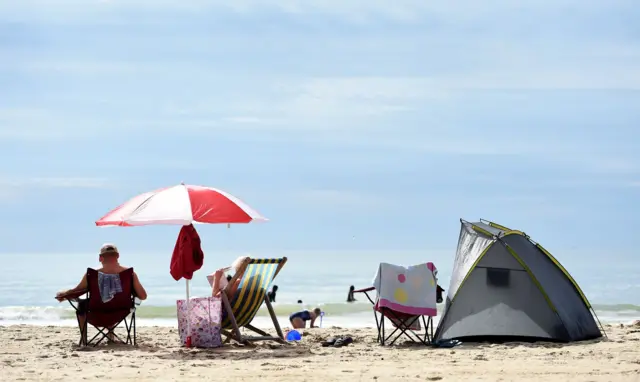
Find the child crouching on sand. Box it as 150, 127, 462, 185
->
289, 307, 321, 329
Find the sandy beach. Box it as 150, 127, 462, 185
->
1, 323, 639, 381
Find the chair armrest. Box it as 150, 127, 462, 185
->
353, 286, 375, 293
56, 289, 88, 301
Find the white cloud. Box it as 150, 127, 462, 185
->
281, 77, 434, 100
0, 177, 115, 203
0, 177, 114, 189
221, 116, 274, 125
273, 80, 418, 122
192, 68, 640, 134
295, 189, 387, 208
1, 0, 638, 176
531, 155, 640, 178
0, 188, 18, 202
21, 61, 138, 75
578, 158, 640, 175
1, 0, 632, 24
186, 71, 640, 128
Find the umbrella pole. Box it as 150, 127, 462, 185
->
185, 279, 192, 347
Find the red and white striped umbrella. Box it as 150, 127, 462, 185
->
95, 184, 267, 226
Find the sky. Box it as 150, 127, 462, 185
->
0, 0, 639, 260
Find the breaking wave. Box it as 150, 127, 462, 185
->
1, 303, 639, 323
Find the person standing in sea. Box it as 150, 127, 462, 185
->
267, 285, 278, 303
347, 285, 356, 302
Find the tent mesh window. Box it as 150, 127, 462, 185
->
486, 268, 510, 287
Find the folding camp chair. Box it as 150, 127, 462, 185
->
354, 262, 438, 346
219, 257, 287, 345
58, 268, 138, 347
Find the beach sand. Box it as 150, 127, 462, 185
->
1, 323, 639, 381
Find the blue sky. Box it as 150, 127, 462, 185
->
0, 0, 639, 259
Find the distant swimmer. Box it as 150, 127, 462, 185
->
267, 285, 278, 303
297, 299, 303, 304
347, 285, 356, 302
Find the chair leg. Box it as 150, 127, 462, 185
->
381, 309, 403, 346
132, 312, 137, 346
245, 324, 270, 337
421, 316, 429, 344
221, 292, 243, 343
373, 310, 381, 343
123, 312, 137, 346
388, 316, 416, 346
382, 311, 430, 346
90, 327, 108, 347
84, 315, 136, 347
424, 316, 433, 344
381, 315, 385, 346
123, 316, 132, 345
263, 296, 285, 341
220, 329, 234, 344
76, 314, 87, 347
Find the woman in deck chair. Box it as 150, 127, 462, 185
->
56, 244, 148, 342
211, 256, 250, 298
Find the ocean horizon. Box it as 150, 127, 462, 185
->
3, 250, 639, 328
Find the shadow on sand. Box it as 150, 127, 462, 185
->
71, 339, 314, 361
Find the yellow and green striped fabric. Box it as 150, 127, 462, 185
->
221, 258, 283, 329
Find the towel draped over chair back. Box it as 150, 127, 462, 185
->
86, 268, 135, 327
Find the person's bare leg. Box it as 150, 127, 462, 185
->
107, 325, 121, 343
291, 317, 305, 329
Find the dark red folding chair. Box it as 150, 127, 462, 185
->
58, 268, 138, 346
354, 286, 435, 346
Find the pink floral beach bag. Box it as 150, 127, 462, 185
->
176, 296, 223, 348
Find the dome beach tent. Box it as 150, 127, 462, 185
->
434, 219, 604, 343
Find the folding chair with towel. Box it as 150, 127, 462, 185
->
355, 262, 439, 346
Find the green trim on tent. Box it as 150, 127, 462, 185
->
486, 221, 511, 232
478, 220, 592, 310
471, 224, 494, 237
535, 243, 592, 309
449, 241, 494, 303
501, 243, 557, 313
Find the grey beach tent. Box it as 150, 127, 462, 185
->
434, 219, 604, 342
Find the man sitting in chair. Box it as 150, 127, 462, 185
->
55, 244, 148, 341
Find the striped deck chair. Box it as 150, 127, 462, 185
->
220, 257, 287, 344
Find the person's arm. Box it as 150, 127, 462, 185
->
132, 272, 148, 300
310, 316, 317, 328
230, 279, 241, 297
56, 274, 88, 301
212, 269, 227, 297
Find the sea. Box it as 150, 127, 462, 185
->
2, 250, 639, 329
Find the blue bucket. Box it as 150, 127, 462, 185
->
286, 330, 302, 341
